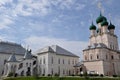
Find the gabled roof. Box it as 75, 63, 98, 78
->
37, 45, 79, 57
8, 53, 17, 62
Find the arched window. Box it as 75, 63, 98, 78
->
33, 61, 36, 65
97, 54, 99, 59
90, 54, 93, 60
111, 55, 114, 60
85, 55, 87, 60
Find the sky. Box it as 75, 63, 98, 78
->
0, 0, 120, 59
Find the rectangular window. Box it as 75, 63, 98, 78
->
63, 59, 64, 64
58, 58, 60, 64
51, 57, 53, 64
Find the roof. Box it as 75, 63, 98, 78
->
7, 53, 17, 62
74, 62, 83, 67
36, 45, 79, 57
0, 41, 26, 55
85, 43, 107, 49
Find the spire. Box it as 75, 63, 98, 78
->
8, 53, 17, 62
24, 49, 33, 59
100, 11, 102, 16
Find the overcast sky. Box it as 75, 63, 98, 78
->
0, 0, 120, 59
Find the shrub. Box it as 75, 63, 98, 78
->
113, 75, 117, 77
42, 74, 45, 76
47, 74, 51, 76
7, 72, 14, 77
54, 73, 59, 76
79, 74, 83, 77
70, 74, 74, 76
100, 74, 104, 77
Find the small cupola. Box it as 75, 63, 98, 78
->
89, 22, 96, 30
108, 22, 115, 30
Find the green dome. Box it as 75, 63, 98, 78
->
96, 13, 107, 24
108, 22, 115, 30
101, 20, 108, 26
89, 23, 96, 30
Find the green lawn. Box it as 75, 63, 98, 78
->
3, 76, 120, 80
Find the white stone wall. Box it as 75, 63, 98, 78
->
37, 53, 79, 76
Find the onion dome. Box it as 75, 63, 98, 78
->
101, 20, 108, 26
108, 22, 115, 30
89, 22, 96, 30
96, 13, 107, 24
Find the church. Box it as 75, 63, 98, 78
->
1, 13, 120, 77
82, 13, 120, 76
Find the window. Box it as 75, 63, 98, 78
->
43, 58, 45, 64
33, 61, 36, 65
29, 63, 31, 67
18, 63, 23, 69
63, 69, 65, 74
97, 55, 99, 59
58, 66, 60, 75
51, 68, 53, 75
90, 54, 93, 60
51, 57, 53, 64
110, 44, 112, 49
43, 68, 45, 74
68, 59, 70, 64
63, 59, 64, 64
85, 55, 87, 60
72, 60, 74, 64
40, 59, 42, 64
111, 55, 114, 60
26, 63, 28, 67
106, 55, 108, 60
58, 58, 60, 64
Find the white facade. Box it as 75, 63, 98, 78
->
37, 45, 79, 76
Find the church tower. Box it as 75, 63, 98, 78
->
83, 13, 120, 76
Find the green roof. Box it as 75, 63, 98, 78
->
101, 20, 108, 26
108, 22, 115, 30
96, 13, 107, 24
89, 22, 96, 30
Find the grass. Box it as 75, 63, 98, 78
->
3, 76, 120, 80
